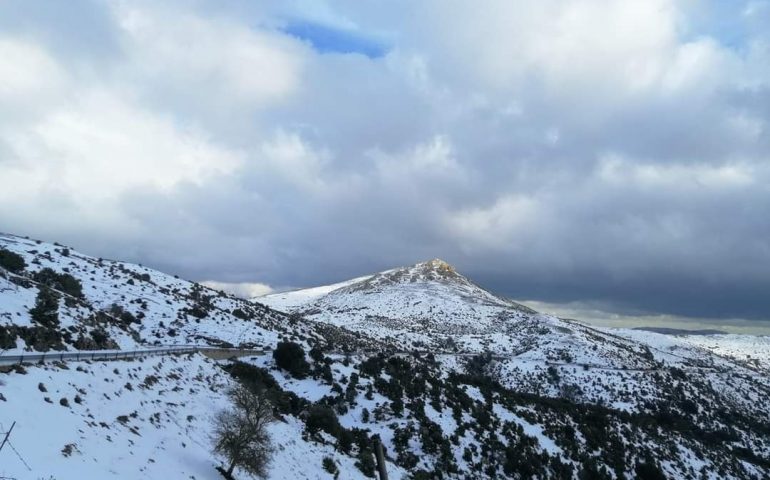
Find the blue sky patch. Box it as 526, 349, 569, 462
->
283, 21, 388, 58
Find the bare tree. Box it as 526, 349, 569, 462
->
214, 384, 276, 479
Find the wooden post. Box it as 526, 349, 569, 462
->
0, 421, 15, 454
373, 435, 388, 480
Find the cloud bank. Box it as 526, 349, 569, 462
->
1, 0, 769, 330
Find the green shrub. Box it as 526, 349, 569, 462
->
30, 287, 60, 328
634, 458, 667, 480
187, 306, 208, 318
15, 325, 64, 351
355, 448, 376, 478
0, 325, 16, 349
322, 456, 339, 478
32, 268, 83, 298
273, 341, 310, 379
0, 248, 26, 273
224, 361, 310, 416
306, 405, 341, 437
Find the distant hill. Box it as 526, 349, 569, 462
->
633, 326, 728, 336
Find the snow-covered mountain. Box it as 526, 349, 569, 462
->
261, 259, 534, 331
259, 259, 769, 377
0, 233, 393, 479
259, 259, 770, 425
2, 236, 770, 479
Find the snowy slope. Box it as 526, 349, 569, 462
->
4, 345, 768, 480
675, 333, 770, 371
0, 232, 355, 354
0, 233, 410, 480
0, 353, 405, 480
260, 259, 537, 342
2, 234, 769, 479
257, 259, 770, 414
257, 275, 372, 312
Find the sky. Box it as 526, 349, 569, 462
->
1, 0, 769, 333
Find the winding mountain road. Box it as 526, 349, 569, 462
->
0, 344, 266, 367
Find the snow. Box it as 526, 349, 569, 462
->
1, 354, 229, 479
0, 353, 405, 480
677, 334, 770, 371
492, 404, 564, 457
3, 233, 770, 479
257, 275, 373, 312
255, 258, 770, 416
0, 233, 298, 353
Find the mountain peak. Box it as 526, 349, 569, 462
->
414, 258, 456, 276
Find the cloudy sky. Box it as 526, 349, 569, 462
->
1, 0, 769, 333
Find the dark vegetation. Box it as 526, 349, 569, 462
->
223, 349, 770, 480
272, 341, 310, 379
0, 248, 26, 273
32, 268, 84, 299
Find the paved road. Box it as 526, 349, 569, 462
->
0, 344, 266, 366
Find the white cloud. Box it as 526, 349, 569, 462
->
0, 38, 64, 96
597, 154, 755, 189
1, 0, 769, 322
113, 3, 306, 108
0, 38, 68, 118
378, 0, 719, 95
372, 135, 462, 182
201, 281, 274, 299
0, 90, 243, 205
446, 194, 545, 251
258, 131, 330, 192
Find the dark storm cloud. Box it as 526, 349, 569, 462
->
1, 0, 769, 329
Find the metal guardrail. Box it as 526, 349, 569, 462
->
0, 345, 266, 366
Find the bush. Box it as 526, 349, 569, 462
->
359, 355, 386, 377
634, 458, 667, 480
273, 341, 310, 379
306, 405, 341, 437
0, 325, 16, 350
322, 457, 339, 478
188, 306, 208, 319
15, 325, 64, 351
32, 268, 84, 298
309, 346, 327, 363
30, 287, 61, 329
0, 248, 26, 273
73, 328, 117, 350
355, 448, 377, 478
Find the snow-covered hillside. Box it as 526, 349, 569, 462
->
0, 232, 355, 354
258, 259, 770, 416
259, 274, 372, 313
261, 259, 535, 334
0, 353, 405, 480
676, 333, 770, 371
2, 235, 769, 479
